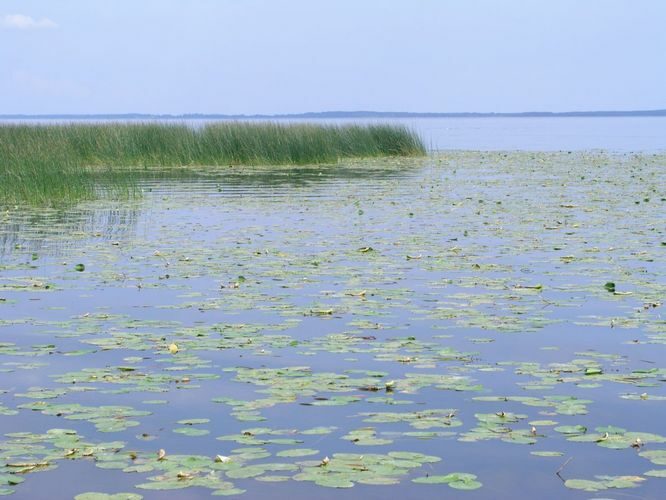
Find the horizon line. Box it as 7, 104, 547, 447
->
1, 109, 666, 119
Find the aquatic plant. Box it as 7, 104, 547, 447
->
2, 151, 665, 497
0, 122, 425, 205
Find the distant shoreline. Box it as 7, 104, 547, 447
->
2, 110, 666, 120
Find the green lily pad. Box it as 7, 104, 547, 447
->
564, 479, 606, 492
212, 489, 246, 496
173, 427, 210, 436
554, 425, 587, 435
640, 450, 666, 465
276, 448, 319, 457
565, 475, 644, 492
74, 494, 143, 500
177, 418, 210, 425
530, 451, 564, 457
413, 473, 482, 490
314, 476, 355, 488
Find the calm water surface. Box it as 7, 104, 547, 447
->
0, 151, 665, 499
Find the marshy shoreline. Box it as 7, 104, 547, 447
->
0, 122, 425, 206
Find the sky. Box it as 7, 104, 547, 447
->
1, 0, 665, 115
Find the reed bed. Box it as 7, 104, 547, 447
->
0, 122, 425, 205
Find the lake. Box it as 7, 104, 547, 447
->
0, 140, 665, 497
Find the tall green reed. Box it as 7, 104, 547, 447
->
0, 122, 425, 205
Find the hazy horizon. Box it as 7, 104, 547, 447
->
3, 108, 666, 118
2, 1, 665, 115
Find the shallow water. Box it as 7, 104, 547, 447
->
1, 152, 665, 499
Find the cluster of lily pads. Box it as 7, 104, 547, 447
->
0, 152, 665, 497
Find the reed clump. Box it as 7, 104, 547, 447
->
0, 122, 425, 205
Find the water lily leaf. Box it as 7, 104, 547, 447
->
645, 469, 666, 478
135, 481, 191, 491
74, 493, 143, 500
212, 488, 246, 496
225, 466, 267, 479
565, 475, 644, 492
95, 461, 130, 470
449, 478, 483, 490
412, 475, 454, 484
173, 427, 210, 436
529, 420, 558, 426
640, 450, 666, 465
564, 479, 605, 492
356, 476, 400, 485
255, 475, 290, 482
177, 418, 210, 425
275, 448, 319, 458
314, 476, 355, 488
554, 425, 587, 435
387, 451, 441, 463
301, 426, 337, 435
413, 473, 481, 490
0, 476, 23, 487
530, 451, 564, 457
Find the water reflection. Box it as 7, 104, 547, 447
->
0, 206, 141, 258
0, 158, 426, 258
138, 158, 424, 195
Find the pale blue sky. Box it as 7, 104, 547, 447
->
1, 0, 665, 114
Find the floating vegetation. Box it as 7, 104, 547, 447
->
74, 494, 143, 500
564, 475, 645, 492
131, 454, 248, 493
0, 151, 665, 497
359, 409, 462, 429
341, 427, 393, 446
0, 428, 125, 494
412, 472, 482, 490
473, 395, 591, 415
17, 402, 151, 432
459, 412, 538, 445
562, 425, 666, 449
292, 452, 441, 488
